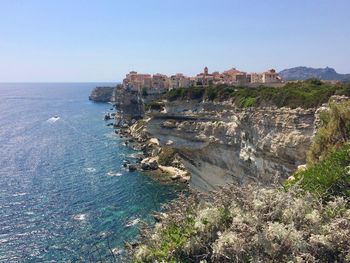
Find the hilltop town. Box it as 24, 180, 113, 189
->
122, 67, 282, 94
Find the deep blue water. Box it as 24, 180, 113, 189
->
0, 83, 179, 262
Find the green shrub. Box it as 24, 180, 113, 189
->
239, 96, 256, 107
205, 86, 219, 101
307, 100, 350, 163
158, 147, 177, 166
285, 99, 350, 198
145, 101, 165, 111
141, 87, 148, 97
187, 87, 205, 100
286, 143, 350, 197
167, 88, 186, 101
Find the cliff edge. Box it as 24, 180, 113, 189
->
89, 86, 115, 102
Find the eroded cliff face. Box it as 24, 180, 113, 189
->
113, 87, 144, 121
89, 86, 115, 102
143, 100, 316, 191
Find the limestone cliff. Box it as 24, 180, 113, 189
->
139, 100, 316, 191
113, 86, 144, 121
108, 87, 323, 191
89, 86, 115, 102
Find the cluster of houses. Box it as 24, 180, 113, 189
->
122, 67, 282, 94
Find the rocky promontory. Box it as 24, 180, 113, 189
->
89, 86, 115, 102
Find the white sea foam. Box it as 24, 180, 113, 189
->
125, 218, 140, 228
46, 116, 60, 123
112, 248, 124, 255
73, 214, 87, 221
84, 167, 96, 173
127, 152, 143, 159
0, 239, 9, 244
107, 171, 122, 177
12, 192, 27, 197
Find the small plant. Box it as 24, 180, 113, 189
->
145, 101, 165, 111
187, 87, 205, 100
239, 96, 256, 107
205, 87, 219, 101
287, 143, 350, 197
141, 86, 148, 97
158, 147, 177, 166
167, 88, 187, 101
307, 100, 350, 163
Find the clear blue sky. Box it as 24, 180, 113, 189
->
0, 0, 349, 82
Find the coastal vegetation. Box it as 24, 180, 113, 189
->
158, 147, 177, 166
141, 86, 148, 97
133, 185, 350, 263
286, 99, 350, 198
145, 100, 165, 111
307, 100, 350, 163
166, 79, 350, 108
287, 143, 350, 198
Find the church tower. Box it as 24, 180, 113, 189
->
204, 66, 208, 75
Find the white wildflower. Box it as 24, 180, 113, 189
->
194, 207, 221, 232
305, 210, 322, 225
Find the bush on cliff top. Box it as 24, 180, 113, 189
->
166, 80, 350, 109
133, 184, 350, 263
145, 100, 165, 111
167, 87, 205, 101
287, 143, 350, 198
307, 100, 350, 164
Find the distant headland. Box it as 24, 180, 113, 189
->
279, 66, 350, 82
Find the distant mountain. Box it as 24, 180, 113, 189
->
279, 67, 350, 82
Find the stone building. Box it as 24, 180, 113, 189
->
222, 68, 249, 85
123, 71, 152, 91
250, 72, 263, 83
195, 67, 214, 86
152, 73, 169, 93
248, 69, 282, 84
262, 69, 281, 83
170, 73, 191, 89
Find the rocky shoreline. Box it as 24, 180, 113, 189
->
89, 84, 192, 185
111, 113, 191, 184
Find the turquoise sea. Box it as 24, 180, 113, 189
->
0, 83, 180, 262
